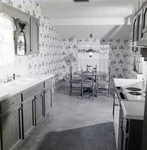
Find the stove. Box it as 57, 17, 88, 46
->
126, 87, 141, 91
122, 82, 145, 102
128, 91, 142, 96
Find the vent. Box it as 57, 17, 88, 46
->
74, 0, 89, 2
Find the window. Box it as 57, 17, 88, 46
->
0, 13, 15, 67
77, 45, 110, 73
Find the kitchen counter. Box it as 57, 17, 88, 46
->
121, 101, 144, 120
0, 74, 53, 102
114, 78, 143, 87
114, 78, 145, 120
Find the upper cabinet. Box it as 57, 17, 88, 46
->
30, 17, 39, 54
132, 2, 147, 57
132, 15, 138, 52
0, 2, 40, 55
142, 4, 147, 34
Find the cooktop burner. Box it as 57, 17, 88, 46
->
128, 92, 142, 96
126, 87, 141, 91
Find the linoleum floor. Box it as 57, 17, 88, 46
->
16, 86, 116, 150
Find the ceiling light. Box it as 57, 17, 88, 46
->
87, 26, 95, 57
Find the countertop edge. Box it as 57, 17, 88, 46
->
0, 74, 54, 102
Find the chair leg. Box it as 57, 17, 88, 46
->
81, 85, 83, 99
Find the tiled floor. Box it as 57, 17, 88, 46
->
16, 86, 116, 150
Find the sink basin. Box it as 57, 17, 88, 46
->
0, 78, 39, 97
14, 78, 38, 84
5, 78, 39, 87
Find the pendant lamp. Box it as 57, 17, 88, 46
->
87, 26, 95, 57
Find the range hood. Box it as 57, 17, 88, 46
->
131, 38, 147, 48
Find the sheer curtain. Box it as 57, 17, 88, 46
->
77, 45, 110, 73
0, 13, 16, 67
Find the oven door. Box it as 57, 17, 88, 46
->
113, 93, 122, 150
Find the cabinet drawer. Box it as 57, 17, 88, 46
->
44, 78, 53, 89
0, 95, 21, 114
22, 83, 44, 101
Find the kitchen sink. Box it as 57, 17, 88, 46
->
5, 78, 39, 87
14, 78, 38, 84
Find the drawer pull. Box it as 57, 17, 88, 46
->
10, 102, 15, 105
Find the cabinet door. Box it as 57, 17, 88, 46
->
22, 96, 35, 139
30, 17, 39, 54
44, 86, 52, 116
142, 5, 147, 33
0, 107, 22, 150
34, 92, 44, 126
132, 16, 138, 52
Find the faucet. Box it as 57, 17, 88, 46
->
6, 74, 20, 82
12, 74, 20, 80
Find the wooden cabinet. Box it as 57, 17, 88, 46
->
0, 2, 40, 55
22, 83, 44, 138
0, 76, 53, 149
132, 10, 143, 52
142, 4, 147, 34
22, 96, 35, 139
122, 119, 143, 150
44, 78, 53, 116
34, 91, 44, 125
30, 17, 39, 54
0, 95, 22, 150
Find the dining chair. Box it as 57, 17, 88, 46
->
81, 69, 95, 100
97, 69, 111, 97
69, 66, 82, 96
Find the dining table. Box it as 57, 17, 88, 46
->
74, 70, 107, 76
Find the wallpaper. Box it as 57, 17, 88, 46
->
0, 0, 136, 89
0, 0, 64, 88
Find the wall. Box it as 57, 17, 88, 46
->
0, 0, 135, 89
61, 39, 134, 81
0, 0, 65, 89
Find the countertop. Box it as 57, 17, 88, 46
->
114, 78, 145, 102
114, 78, 143, 87
0, 74, 53, 102
121, 101, 144, 120
114, 78, 145, 120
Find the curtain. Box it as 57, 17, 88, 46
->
0, 13, 16, 67
77, 45, 110, 73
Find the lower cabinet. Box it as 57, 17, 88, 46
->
22, 83, 44, 138
44, 85, 52, 116
34, 91, 44, 125
22, 96, 35, 138
0, 95, 22, 150
122, 119, 143, 150
0, 77, 53, 150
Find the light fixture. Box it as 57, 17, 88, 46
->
87, 26, 95, 57
87, 48, 94, 57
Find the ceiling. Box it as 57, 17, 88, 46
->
35, 0, 134, 39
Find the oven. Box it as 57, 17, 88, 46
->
113, 92, 122, 150
113, 86, 127, 150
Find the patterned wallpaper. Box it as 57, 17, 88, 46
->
61, 39, 135, 80
0, 0, 64, 88
0, 0, 136, 88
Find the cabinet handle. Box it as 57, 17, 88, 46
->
34, 96, 37, 99
32, 99, 36, 126
40, 94, 43, 98
18, 107, 22, 139
122, 127, 129, 138
10, 102, 15, 105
